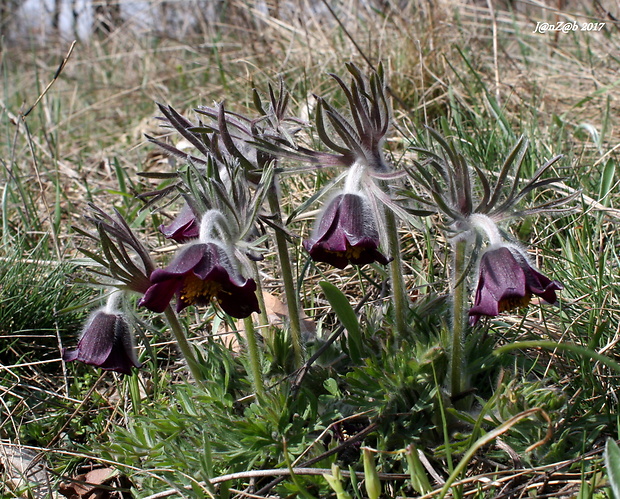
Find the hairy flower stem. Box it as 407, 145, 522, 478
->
243, 316, 266, 401
163, 306, 205, 384
252, 260, 269, 328
384, 206, 408, 336
267, 184, 304, 368
450, 239, 468, 399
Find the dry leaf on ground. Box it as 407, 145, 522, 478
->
58, 466, 133, 499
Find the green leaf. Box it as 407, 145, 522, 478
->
406, 443, 432, 494
494, 341, 620, 374
599, 158, 616, 206
605, 438, 620, 499
324, 377, 340, 397
363, 447, 381, 499
319, 281, 363, 364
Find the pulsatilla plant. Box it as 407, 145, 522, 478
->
262, 63, 410, 334
70, 129, 271, 385
406, 129, 576, 396
65, 63, 575, 424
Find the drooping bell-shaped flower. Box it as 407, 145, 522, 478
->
468, 245, 563, 325
304, 192, 390, 269
140, 211, 260, 318
159, 203, 199, 242
139, 242, 259, 317
63, 295, 141, 375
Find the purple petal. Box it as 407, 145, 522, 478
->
140, 277, 183, 313
307, 194, 345, 245
217, 278, 260, 318
70, 312, 117, 365
191, 243, 237, 281
469, 247, 527, 322
523, 266, 564, 304
62, 348, 79, 362
159, 204, 199, 242
339, 193, 380, 246
153, 243, 211, 278
63, 312, 140, 375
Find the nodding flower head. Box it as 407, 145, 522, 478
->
63, 295, 141, 375
159, 203, 199, 242
468, 244, 563, 325
304, 191, 390, 269
139, 242, 259, 317
140, 211, 260, 318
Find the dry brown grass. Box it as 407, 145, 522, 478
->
2, 0, 617, 370
2, 1, 618, 229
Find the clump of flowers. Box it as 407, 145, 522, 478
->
69, 136, 268, 383
64, 64, 574, 412
55, 63, 585, 499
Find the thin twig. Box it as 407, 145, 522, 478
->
23, 40, 76, 118
142, 455, 408, 499
485, 0, 500, 104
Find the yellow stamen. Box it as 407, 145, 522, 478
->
498, 293, 532, 313
180, 274, 222, 305
323, 243, 364, 260
345, 245, 364, 260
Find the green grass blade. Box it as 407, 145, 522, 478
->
598, 158, 616, 206
319, 281, 363, 364
494, 341, 620, 374
605, 438, 620, 499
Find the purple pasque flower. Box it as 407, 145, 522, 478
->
63, 307, 141, 375
304, 192, 390, 269
468, 245, 563, 325
139, 241, 259, 318
159, 203, 199, 242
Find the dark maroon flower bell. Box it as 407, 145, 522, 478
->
303, 193, 390, 269
469, 245, 563, 325
159, 204, 199, 242
63, 310, 141, 375
139, 242, 260, 318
